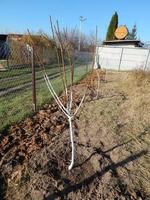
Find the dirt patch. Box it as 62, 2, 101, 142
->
0, 71, 149, 200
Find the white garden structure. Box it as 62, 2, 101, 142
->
95, 46, 150, 71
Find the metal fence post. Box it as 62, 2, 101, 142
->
31, 46, 36, 111
118, 47, 124, 71
144, 49, 150, 70
7, 58, 9, 69
86, 63, 88, 73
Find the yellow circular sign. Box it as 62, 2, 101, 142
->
115, 26, 128, 40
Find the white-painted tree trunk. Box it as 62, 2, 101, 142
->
68, 116, 74, 170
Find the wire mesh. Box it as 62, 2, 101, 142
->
0, 35, 93, 133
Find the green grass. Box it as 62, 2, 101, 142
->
0, 63, 89, 91
0, 63, 58, 79
0, 64, 91, 133
0, 67, 60, 91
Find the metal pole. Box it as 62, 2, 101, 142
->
78, 16, 86, 52
78, 19, 82, 51
7, 58, 9, 69
7, 38, 10, 69
144, 49, 150, 70
86, 63, 88, 73
43, 46, 44, 63
119, 47, 124, 71
94, 26, 98, 69
31, 46, 36, 111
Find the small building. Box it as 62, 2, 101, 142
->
103, 39, 144, 48
95, 25, 149, 71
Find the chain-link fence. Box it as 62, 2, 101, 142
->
0, 35, 93, 133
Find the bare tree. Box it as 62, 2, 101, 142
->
28, 17, 87, 170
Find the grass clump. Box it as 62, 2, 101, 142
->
131, 68, 150, 86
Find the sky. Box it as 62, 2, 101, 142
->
0, 0, 150, 42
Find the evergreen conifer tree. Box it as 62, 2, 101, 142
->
106, 12, 118, 41
127, 24, 137, 40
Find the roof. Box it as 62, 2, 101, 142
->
103, 40, 143, 47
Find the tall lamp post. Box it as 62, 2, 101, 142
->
78, 16, 86, 51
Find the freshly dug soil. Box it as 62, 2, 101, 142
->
0, 71, 149, 200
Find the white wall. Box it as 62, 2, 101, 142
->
96, 46, 150, 71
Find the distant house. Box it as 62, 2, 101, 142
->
0, 33, 56, 69
0, 34, 10, 60
9, 34, 23, 42
95, 39, 150, 71
0, 33, 26, 60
